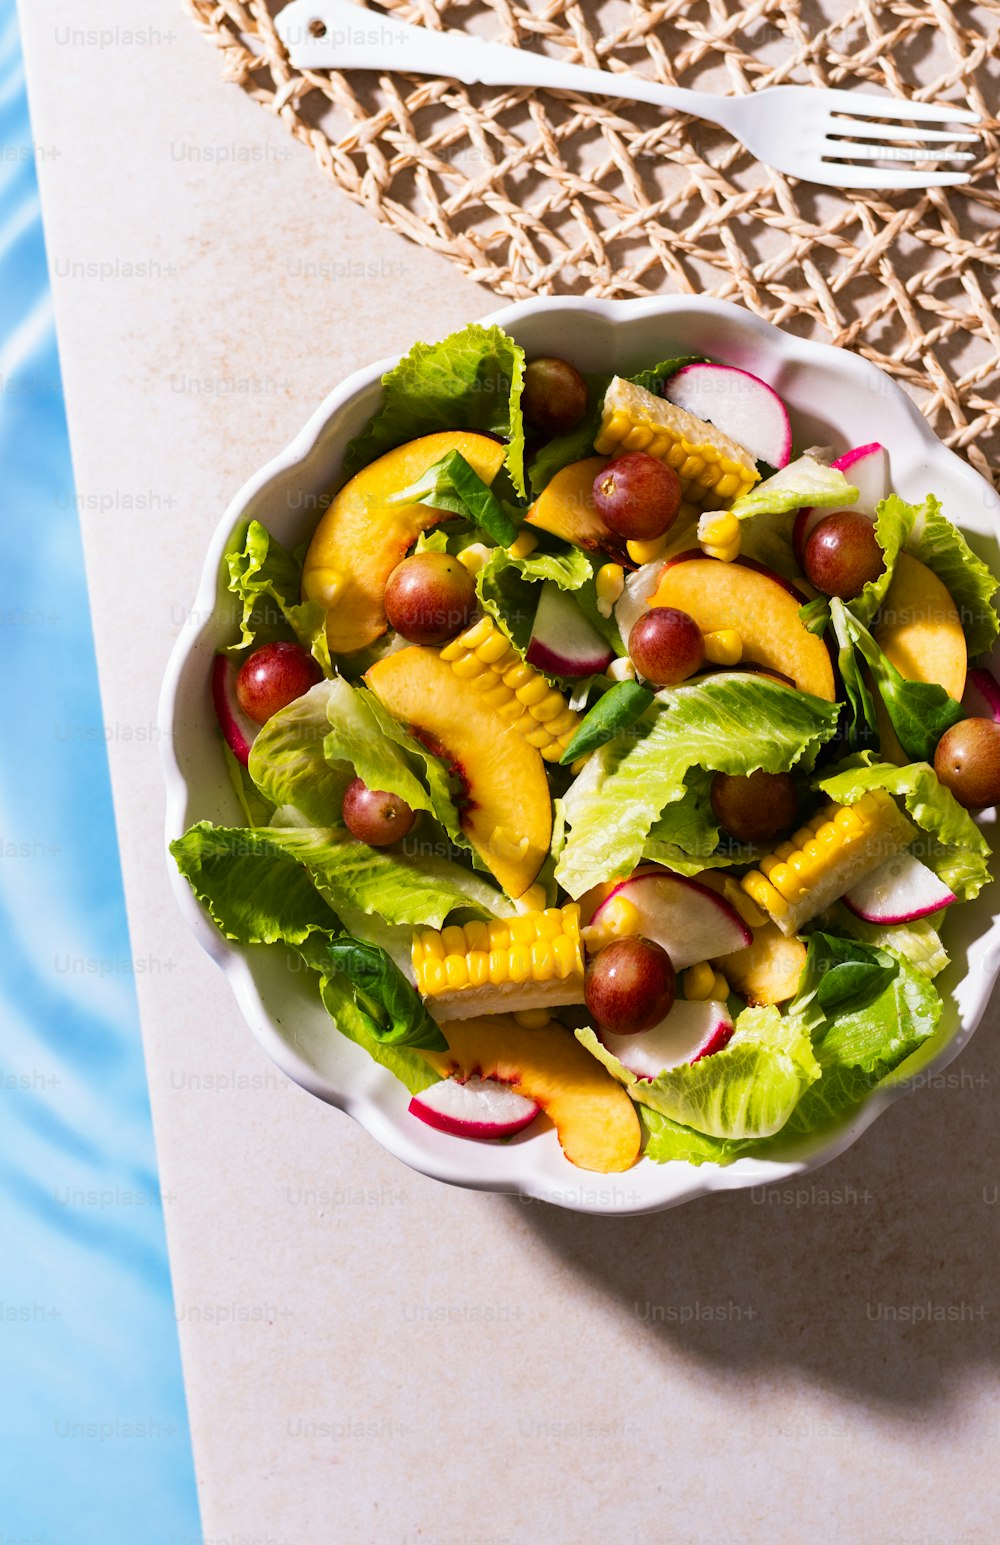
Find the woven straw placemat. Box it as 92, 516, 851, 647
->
185, 0, 1000, 484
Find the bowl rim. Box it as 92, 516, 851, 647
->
158, 293, 1000, 1215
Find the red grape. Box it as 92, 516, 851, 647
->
585, 936, 676, 1035
235, 641, 322, 725
710, 769, 799, 844
384, 553, 477, 645
933, 718, 1000, 809
522, 357, 588, 436
629, 606, 705, 686
803, 511, 884, 600
342, 777, 417, 846
592, 452, 681, 540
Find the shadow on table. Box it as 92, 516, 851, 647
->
506, 1009, 1000, 1412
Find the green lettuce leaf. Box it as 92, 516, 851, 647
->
169, 821, 339, 944
851, 493, 999, 653
475, 543, 619, 661
298, 935, 445, 1052
785, 933, 942, 1133
641, 770, 731, 875
579, 1005, 820, 1140
556, 675, 839, 897
828, 902, 949, 979
638, 1106, 756, 1167
224, 520, 332, 673
320, 676, 439, 818
385, 450, 517, 547
311, 970, 440, 1094
816, 753, 992, 901
223, 742, 275, 828
343, 322, 527, 497
729, 456, 858, 522
258, 824, 503, 927
247, 680, 353, 825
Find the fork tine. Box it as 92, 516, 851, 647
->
824, 140, 976, 165
826, 118, 980, 145
820, 164, 972, 190
818, 89, 980, 126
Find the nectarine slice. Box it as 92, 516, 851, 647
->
873, 551, 966, 702
525, 455, 629, 563
365, 646, 552, 899
302, 431, 505, 656
648, 554, 836, 701
714, 922, 806, 1006
422, 1014, 641, 1173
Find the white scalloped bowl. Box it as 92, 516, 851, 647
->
159, 296, 1000, 1215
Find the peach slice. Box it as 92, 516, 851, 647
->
648, 553, 837, 701
302, 431, 505, 656
365, 646, 552, 898
873, 551, 967, 701
525, 455, 630, 563
714, 921, 806, 1006
422, 1014, 641, 1172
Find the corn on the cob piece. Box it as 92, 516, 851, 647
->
595, 378, 760, 510
438, 615, 580, 762
412, 905, 586, 1020
741, 790, 916, 936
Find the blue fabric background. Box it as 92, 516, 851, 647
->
0, 6, 201, 1539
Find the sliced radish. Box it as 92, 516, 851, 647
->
794, 443, 888, 561
597, 998, 734, 1081
962, 666, 1000, 724
408, 1076, 540, 1140
211, 653, 259, 766
526, 582, 614, 677
591, 868, 752, 971
615, 559, 664, 646
663, 363, 793, 469
843, 849, 955, 925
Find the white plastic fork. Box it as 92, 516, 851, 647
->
275, 0, 981, 191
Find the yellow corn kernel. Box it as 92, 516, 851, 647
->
420, 929, 445, 961
791, 825, 817, 850
581, 894, 640, 951
444, 956, 469, 990
537, 908, 564, 940
508, 529, 538, 560
719, 876, 766, 929
467, 950, 489, 987
509, 946, 531, 984
854, 790, 887, 825
477, 631, 513, 666
699, 511, 740, 548
303, 565, 344, 608
703, 629, 743, 666
563, 903, 581, 938
522, 723, 554, 750
608, 656, 637, 682
487, 919, 511, 949
552, 936, 579, 978
546, 707, 579, 736
569, 753, 592, 775
596, 563, 625, 604
514, 1008, 551, 1029
814, 820, 840, 848
529, 689, 566, 724
502, 662, 533, 691
684, 962, 716, 1001
711, 972, 731, 1001
516, 883, 548, 915
457, 543, 491, 575
457, 616, 494, 651
529, 941, 554, 978
767, 862, 796, 901
741, 870, 789, 919
411, 939, 425, 970
463, 920, 490, 954
421, 959, 446, 995
627, 535, 669, 565
488, 950, 509, 984
835, 806, 865, 836
451, 652, 487, 680
515, 675, 550, 708
480, 682, 514, 712
441, 924, 466, 957
509, 913, 538, 946
705, 537, 741, 564
759, 854, 783, 880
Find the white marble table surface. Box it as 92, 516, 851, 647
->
19, 2, 1000, 1539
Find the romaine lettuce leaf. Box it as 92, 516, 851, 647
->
638, 1106, 756, 1167
259, 824, 503, 927
475, 544, 622, 660
556, 675, 839, 897
225, 519, 332, 674
641, 770, 731, 876
343, 322, 527, 497
578, 1004, 820, 1140
729, 456, 858, 522
321, 676, 439, 818
816, 753, 992, 901
850, 493, 999, 653
828, 902, 949, 979
169, 821, 339, 944
223, 742, 275, 828
248, 680, 353, 825
785, 932, 941, 1133
385, 450, 517, 547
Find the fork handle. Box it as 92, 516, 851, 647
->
275, 0, 734, 126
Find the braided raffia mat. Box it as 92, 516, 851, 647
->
185, 0, 1000, 484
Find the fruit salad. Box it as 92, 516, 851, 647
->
173, 323, 999, 1175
